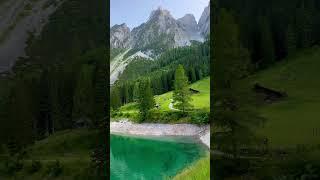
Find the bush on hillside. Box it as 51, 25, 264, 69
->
27, 160, 42, 174
144, 110, 185, 123
1, 157, 24, 175
190, 111, 209, 125
46, 160, 63, 177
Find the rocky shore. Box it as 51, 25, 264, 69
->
110, 119, 210, 148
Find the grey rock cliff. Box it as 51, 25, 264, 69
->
198, 5, 210, 37
110, 23, 130, 49
0, 0, 63, 72
111, 6, 210, 52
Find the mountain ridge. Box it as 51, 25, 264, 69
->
110, 5, 210, 84
110, 5, 210, 51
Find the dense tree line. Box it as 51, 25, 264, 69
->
213, 8, 263, 157
0, 0, 107, 150
216, 0, 320, 69
111, 41, 209, 109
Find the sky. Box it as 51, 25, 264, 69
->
111, 0, 210, 29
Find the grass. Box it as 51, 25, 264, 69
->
189, 77, 210, 111
173, 154, 210, 180
27, 129, 98, 158
0, 129, 99, 179
117, 77, 210, 116
244, 46, 320, 148
155, 77, 210, 112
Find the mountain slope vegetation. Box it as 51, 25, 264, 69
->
110, 5, 210, 84
212, 0, 320, 178
112, 77, 210, 124
0, 0, 107, 178
111, 40, 210, 110
250, 46, 320, 147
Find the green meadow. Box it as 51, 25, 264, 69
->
116, 77, 210, 116
246, 47, 320, 148
0, 129, 98, 179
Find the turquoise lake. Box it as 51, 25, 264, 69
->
110, 134, 207, 180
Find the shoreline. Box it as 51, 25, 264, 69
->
110, 119, 210, 148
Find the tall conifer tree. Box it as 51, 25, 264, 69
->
173, 65, 192, 113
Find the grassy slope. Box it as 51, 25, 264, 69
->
173, 154, 210, 180
118, 77, 210, 115
0, 129, 98, 179
248, 47, 320, 147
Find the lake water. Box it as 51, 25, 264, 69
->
110, 134, 207, 180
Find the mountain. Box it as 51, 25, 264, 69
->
177, 14, 198, 32
110, 49, 153, 84
110, 5, 210, 84
0, 0, 63, 72
130, 7, 202, 51
198, 5, 210, 37
110, 6, 209, 51
177, 14, 203, 43
110, 23, 130, 49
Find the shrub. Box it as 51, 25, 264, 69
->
190, 111, 209, 124
110, 110, 117, 117
145, 110, 185, 123
27, 160, 42, 174
46, 160, 63, 177
6, 139, 22, 156
2, 158, 23, 175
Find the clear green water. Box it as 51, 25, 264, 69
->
110, 134, 206, 180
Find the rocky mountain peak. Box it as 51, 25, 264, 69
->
177, 14, 198, 32
198, 5, 210, 37
147, 7, 176, 30
149, 6, 172, 21
112, 23, 128, 29
110, 23, 131, 49
111, 6, 209, 51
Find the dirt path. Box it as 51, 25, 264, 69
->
168, 99, 179, 111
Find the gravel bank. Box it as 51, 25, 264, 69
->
110, 119, 210, 148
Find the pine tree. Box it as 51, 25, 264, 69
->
286, 23, 297, 55
132, 82, 140, 102
161, 74, 168, 92
213, 9, 264, 157
38, 70, 51, 137
93, 66, 107, 125
296, 1, 314, 48
259, 16, 275, 68
190, 68, 197, 82
138, 79, 155, 122
197, 69, 203, 80
9, 77, 35, 145
110, 86, 121, 110
122, 83, 129, 104
173, 65, 192, 113
72, 64, 95, 122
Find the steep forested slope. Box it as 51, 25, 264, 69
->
0, 0, 107, 154
110, 41, 210, 109
215, 0, 320, 69
0, 0, 107, 178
